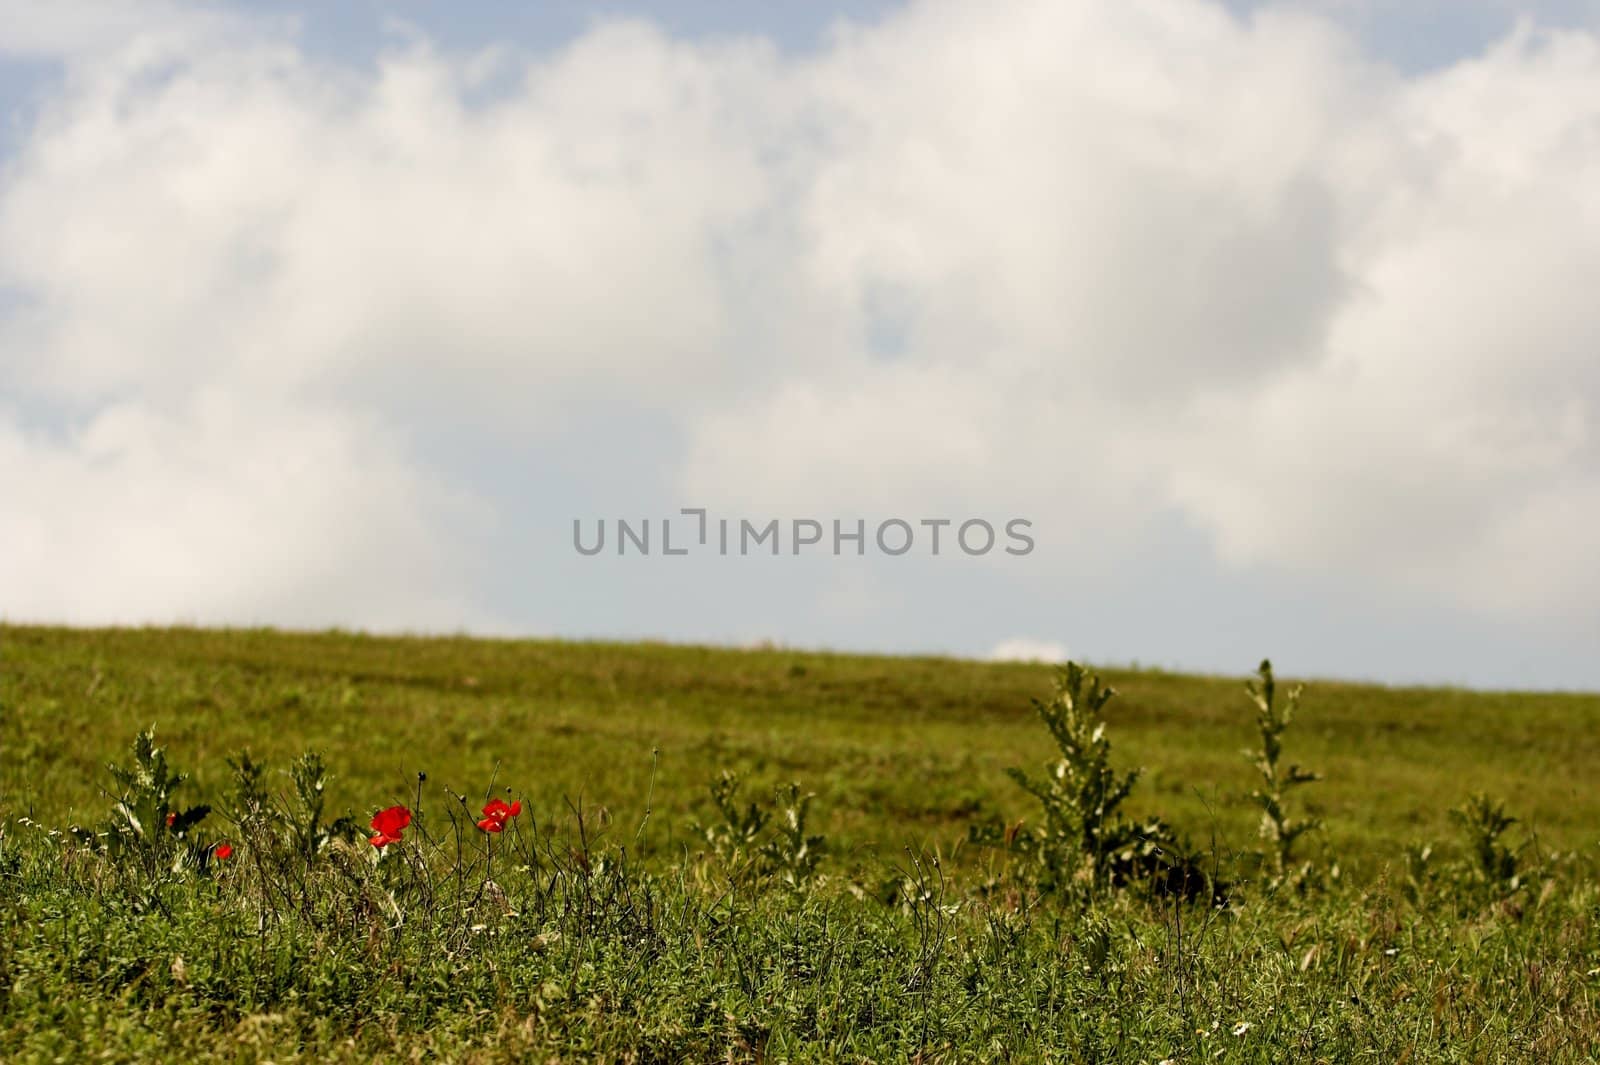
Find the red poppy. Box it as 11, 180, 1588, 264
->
165, 812, 177, 829
476, 797, 522, 834
214, 842, 233, 860
369, 805, 412, 848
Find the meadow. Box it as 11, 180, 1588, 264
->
2, 624, 1598, 1061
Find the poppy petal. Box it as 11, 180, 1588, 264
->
370, 805, 412, 838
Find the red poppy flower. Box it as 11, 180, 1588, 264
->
214, 842, 233, 860
369, 805, 412, 848
476, 797, 522, 834
165, 812, 177, 829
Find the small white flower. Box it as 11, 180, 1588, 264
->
1232, 1021, 1253, 1037
1384, 947, 1399, 956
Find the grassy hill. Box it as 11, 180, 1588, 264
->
3, 625, 1598, 1061
6, 625, 1598, 867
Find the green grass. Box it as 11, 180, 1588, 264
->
3, 624, 1599, 1061
7, 624, 1597, 867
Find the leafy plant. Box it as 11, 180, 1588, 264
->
1243, 660, 1321, 889
1401, 840, 1437, 905
1007, 663, 1209, 899
765, 782, 826, 888
73, 729, 214, 878
694, 772, 826, 889
697, 770, 770, 864
1451, 793, 1524, 896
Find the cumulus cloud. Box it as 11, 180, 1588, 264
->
0, 0, 1596, 635
988, 638, 1070, 664
1163, 23, 1600, 616
0, 392, 492, 628
681, 5, 1600, 616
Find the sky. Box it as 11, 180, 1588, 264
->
2, 0, 1599, 690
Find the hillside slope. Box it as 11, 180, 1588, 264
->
5, 625, 1596, 868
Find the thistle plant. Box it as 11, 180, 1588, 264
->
1006, 663, 1138, 891
70, 729, 214, 874
1244, 660, 1320, 888
229, 750, 356, 859
1450, 793, 1524, 896
766, 783, 826, 889
697, 770, 771, 866
694, 772, 826, 889
1004, 662, 1209, 899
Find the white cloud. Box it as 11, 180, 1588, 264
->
680, 5, 1600, 618
0, 0, 255, 61
0, 19, 779, 410
1163, 23, 1600, 616
0, 0, 1597, 633
0, 392, 493, 629
988, 638, 1070, 664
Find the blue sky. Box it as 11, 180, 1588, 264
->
22, 0, 1593, 68
2, 0, 1599, 689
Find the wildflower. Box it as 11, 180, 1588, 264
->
476, 797, 522, 834
214, 842, 233, 860
165, 812, 177, 829
369, 805, 412, 848
1232, 1021, 1253, 1037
